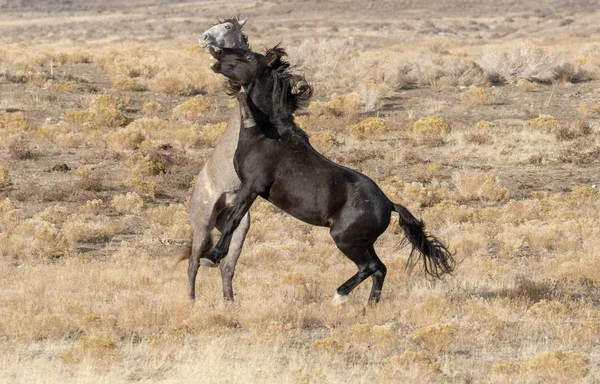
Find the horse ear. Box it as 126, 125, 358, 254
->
238, 18, 247, 27
265, 50, 278, 67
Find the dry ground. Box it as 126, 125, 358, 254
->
1, 0, 600, 383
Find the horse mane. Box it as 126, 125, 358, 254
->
265, 45, 312, 141
222, 44, 313, 142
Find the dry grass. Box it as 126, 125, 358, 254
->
2, 2, 600, 383
461, 87, 488, 106
348, 117, 389, 139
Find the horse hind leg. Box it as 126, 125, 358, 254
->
366, 245, 387, 304
332, 241, 386, 305
188, 226, 216, 300
215, 209, 250, 301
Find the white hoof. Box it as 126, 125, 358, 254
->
332, 293, 348, 305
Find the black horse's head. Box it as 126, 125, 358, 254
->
209, 44, 312, 116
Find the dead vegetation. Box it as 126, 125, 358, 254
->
1, 1, 600, 383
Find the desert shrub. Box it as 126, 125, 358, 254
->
37, 205, 71, 225
61, 332, 119, 367
111, 192, 144, 214
480, 40, 564, 84
79, 199, 103, 216
75, 166, 102, 191
523, 115, 558, 133
112, 76, 145, 92
570, 185, 599, 204
464, 131, 493, 145
475, 120, 496, 130
127, 152, 165, 178
309, 131, 336, 152
62, 217, 122, 243
555, 119, 591, 141
172, 125, 203, 149
122, 177, 156, 197
309, 93, 363, 118
378, 351, 442, 382
35, 124, 83, 148
288, 38, 358, 85
578, 100, 600, 116
0, 216, 72, 260
527, 300, 571, 322
88, 95, 128, 128
201, 122, 227, 146
0, 165, 11, 189
413, 117, 451, 146
0, 198, 21, 232
558, 139, 600, 164
503, 199, 542, 223
461, 88, 488, 106
106, 126, 146, 151
359, 82, 386, 112
348, 117, 389, 139
8, 136, 39, 160
64, 110, 90, 125
0, 111, 27, 131
50, 50, 93, 65
405, 296, 449, 328
142, 101, 162, 117
411, 323, 458, 353
411, 163, 441, 183
524, 350, 589, 383
145, 204, 192, 241
453, 170, 510, 202
516, 78, 536, 92
311, 337, 340, 354
172, 96, 212, 122
423, 200, 472, 229
46, 81, 77, 92
151, 68, 211, 95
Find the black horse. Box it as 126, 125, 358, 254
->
203, 45, 455, 304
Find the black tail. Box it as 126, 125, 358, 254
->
392, 203, 455, 278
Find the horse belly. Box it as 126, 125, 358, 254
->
267, 179, 331, 227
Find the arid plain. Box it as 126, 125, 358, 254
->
1, 0, 600, 382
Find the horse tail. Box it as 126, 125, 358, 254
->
172, 246, 192, 271
392, 202, 455, 278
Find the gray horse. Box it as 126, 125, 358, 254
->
185, 17, 308, 301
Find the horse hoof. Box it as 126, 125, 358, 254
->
199, 258, 219, 268
332, 293, 348, 306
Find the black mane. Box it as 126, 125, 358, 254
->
224, 45, 312, 142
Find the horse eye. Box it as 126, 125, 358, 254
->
225, 25, 231, 30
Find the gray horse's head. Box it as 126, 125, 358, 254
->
199, 17, 249, 52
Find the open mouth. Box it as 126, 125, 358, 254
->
208, 45, 223, 73
210, 60, 221, 73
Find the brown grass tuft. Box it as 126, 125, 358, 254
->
111, 192, 144, 215
453, 170, 510, 202
172, 96, 212, 122
142, 101, 162, 117
348, 117, 389, 139
523, 115, 558, 133
461, 88, 488, 106
0, 165, 11, 189
411, 323, 458, 353
413, 116, 451, 146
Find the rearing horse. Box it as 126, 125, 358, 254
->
204, 45, 455, 304
185, 18, 310, 300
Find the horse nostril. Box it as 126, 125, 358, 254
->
202, 33, 209, 41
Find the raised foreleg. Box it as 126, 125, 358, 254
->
201, 185, 259, 267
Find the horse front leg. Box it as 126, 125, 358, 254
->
200, 185, 258, 267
